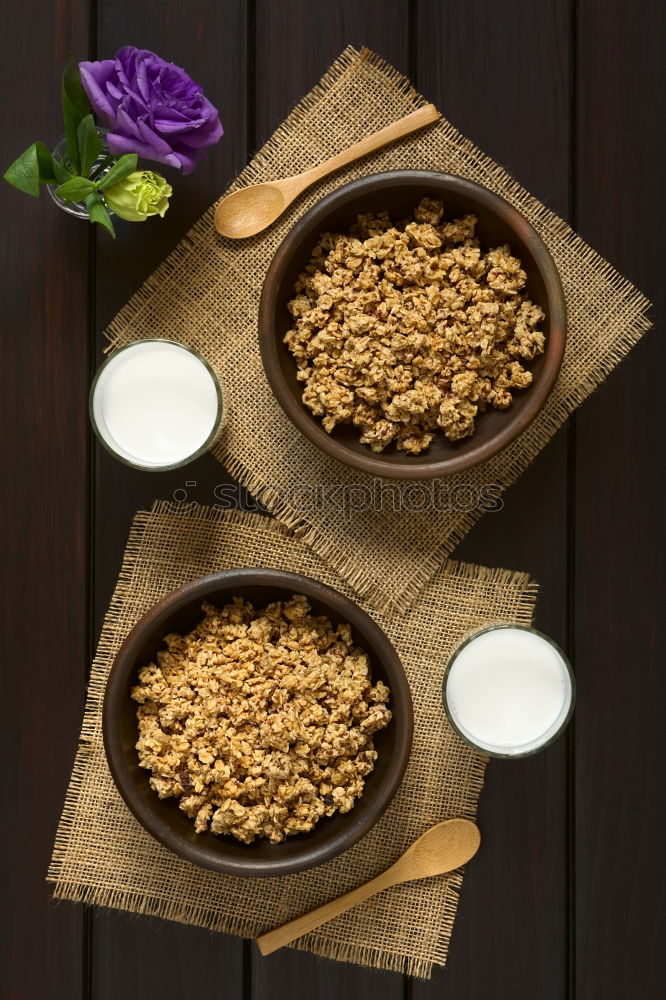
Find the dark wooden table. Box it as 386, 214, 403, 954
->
2, 2, 664, 997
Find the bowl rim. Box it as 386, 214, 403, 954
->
259, 169, 567, 479
103, 567, 414, 877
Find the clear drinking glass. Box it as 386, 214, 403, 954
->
89, 339, 225, 471
442, 624, 575, 758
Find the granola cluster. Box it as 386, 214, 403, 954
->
285, 198, 546, 454
132, 595, 391, 844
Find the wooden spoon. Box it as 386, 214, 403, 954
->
214, 103, 440, 239
255, 818, 480, 956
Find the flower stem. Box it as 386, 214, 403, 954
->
90, 152, 116, 181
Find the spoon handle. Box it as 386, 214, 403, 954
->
255, 863, 402, 956
296, 104, 440, 189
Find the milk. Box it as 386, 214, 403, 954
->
91, 340, 222, 469
444, 626, 574, 756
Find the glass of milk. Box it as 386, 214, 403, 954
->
89, 340, 225, 471
443, 625, 575, 758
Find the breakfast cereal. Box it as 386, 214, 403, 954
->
284, 198, 545, 453
131, 596, 391, 843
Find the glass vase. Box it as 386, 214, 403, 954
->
47, 127, 114, 220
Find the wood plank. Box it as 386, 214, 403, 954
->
91, 920, 244, 1000
250, 2, 409, 996
252, 947, 406, 1000
413, 2, 572, 996
90, 2, 248, 997
0, 2, 91, 998
254, 0, 411, 148
574, 1, 665, 995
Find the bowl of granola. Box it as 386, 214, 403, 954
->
103, 568, 413, 877
259, 171, 566, 478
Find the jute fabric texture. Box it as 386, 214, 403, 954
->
48, 504, 537, 978
104, 47, 651, 613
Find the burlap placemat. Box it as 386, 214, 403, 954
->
103, 47, 651, 614
48, 503, 537, 977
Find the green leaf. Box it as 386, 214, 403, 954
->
33, 142, 59, 183
3, 142, 58, 196
4, 146, 40, 196
85, 192, 116, 237
62, 90, 82, 174
62, 54, 91, 119
61, 57, 91, 175
56, 176, 97, 201
96, 153, 138, 191
77, 114, 102, 177
51, 157, 72, 185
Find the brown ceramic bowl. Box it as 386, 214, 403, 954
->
103, 568, 413, 877
259, 171, 566, 479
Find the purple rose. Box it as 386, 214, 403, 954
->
79, 46, 223, 174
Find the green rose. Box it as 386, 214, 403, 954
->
103, 169, 172, 222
